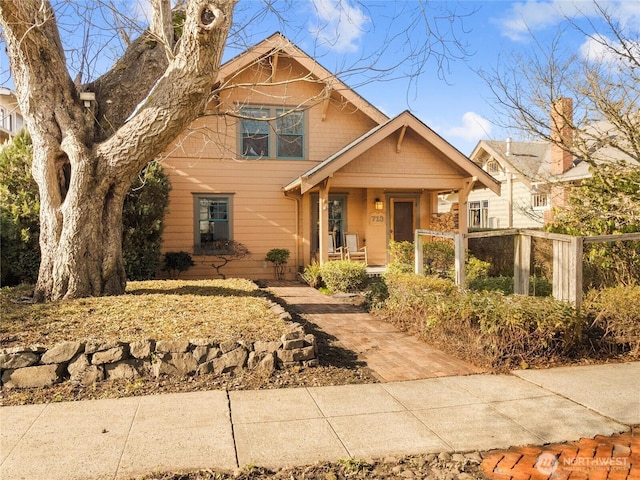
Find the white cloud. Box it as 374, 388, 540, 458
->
580, 34, 640, 66
309, 0, 369, 53
498, 0, 640, 42
445, 112, 493, 142
500, 1, 564, 41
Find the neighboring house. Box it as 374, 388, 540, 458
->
0, 87, 24, 143
444, 98, 638, 229
457, 138, 558, 229
160, 33, 500, 280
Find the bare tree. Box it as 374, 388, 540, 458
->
0, 0, 474, 301
481, 2, 640, 168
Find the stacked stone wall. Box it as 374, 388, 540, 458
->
1, 305, 317, 390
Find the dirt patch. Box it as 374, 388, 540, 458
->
0, 293, 378, 406
135, 452, 486, 480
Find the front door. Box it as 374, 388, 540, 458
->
391, 199, 415, 242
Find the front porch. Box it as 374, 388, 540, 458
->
283, 111, 501, 270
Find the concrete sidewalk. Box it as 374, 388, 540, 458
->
2, 362, 638, 480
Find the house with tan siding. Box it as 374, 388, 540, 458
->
160, 33, 500, 280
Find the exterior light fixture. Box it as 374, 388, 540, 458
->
374, 198, 384, 210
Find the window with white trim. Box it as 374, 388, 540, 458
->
469, 200, 489, 228
240, 106, 305, 159
531, 193, 549, 209
194, 195, 233, 253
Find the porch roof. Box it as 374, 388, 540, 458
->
283, 111, 501, 195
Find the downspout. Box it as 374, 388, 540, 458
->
506, 170, 513, 228
284, 190, 302, 275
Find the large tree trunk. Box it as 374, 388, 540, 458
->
0, 0, 237, 301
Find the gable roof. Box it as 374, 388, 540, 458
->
472, 140, 551, 185
217, 32, 388, 126
284, 110, 501, 195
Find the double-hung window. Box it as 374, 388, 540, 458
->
194, 195, 233, 253
469, 200, 489, 229
240, 106, 305, 159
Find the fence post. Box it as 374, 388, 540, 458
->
514, 234, 531, 295
414, 230, 424, 275
569, 236, 584, 310
454, 233, 466, 287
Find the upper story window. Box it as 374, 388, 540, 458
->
240, 106, 305, 159
486, 159, 501, 175
532, 193, 549, 209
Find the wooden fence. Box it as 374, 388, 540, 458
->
415, 229, 640, 309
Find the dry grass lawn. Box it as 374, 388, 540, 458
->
0, 279, 290, 348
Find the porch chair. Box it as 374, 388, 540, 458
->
344, 233, 367, 264
328, 232, 344, 260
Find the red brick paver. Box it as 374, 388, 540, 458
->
265, 281, 483, 381
482, 430, 639, 480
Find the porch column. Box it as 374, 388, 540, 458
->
458, 176, 477, 236
318, 178, 331, 264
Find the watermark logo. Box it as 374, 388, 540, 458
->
535, 453, 558, 475
535, 451, 631, 476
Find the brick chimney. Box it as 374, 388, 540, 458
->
550, 97, 574, 175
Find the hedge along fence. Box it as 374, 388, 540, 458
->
414, 229, 640, 310
379, 273, 585, 370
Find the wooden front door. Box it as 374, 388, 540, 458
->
391, 199, 415, 242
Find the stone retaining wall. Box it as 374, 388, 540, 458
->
1, 311, 317, 390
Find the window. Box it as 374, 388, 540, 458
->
469, 200, 489, 228
240, 106, 305, 159
486, 160, 500, 174
532, 193, 549, 209
194, 195, 233, 252
311, 194, 347, 253
241, 107, 269, 157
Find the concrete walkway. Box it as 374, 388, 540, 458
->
265, 281, 483, 381
2, 362, 638, 480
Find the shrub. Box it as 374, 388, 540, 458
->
301, 261, 322, 288
468, 275, 552, 297
319, 260, 367, 293
265, 248, 290, 280
547, 162, 640, 288
386, 240, 414, 275
377, 274, 583, 369
584, 285, 640, 357
423, 241, 455, 276
463, 256, 491, 283
381, 272, 457, 333
163, 251, 195, 279
364, 276, 389, 311
0, 130, 39, 286
122, 162, 171, 280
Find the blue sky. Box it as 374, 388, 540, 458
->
223, 0, 640, 154
2, 0, 639, 155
